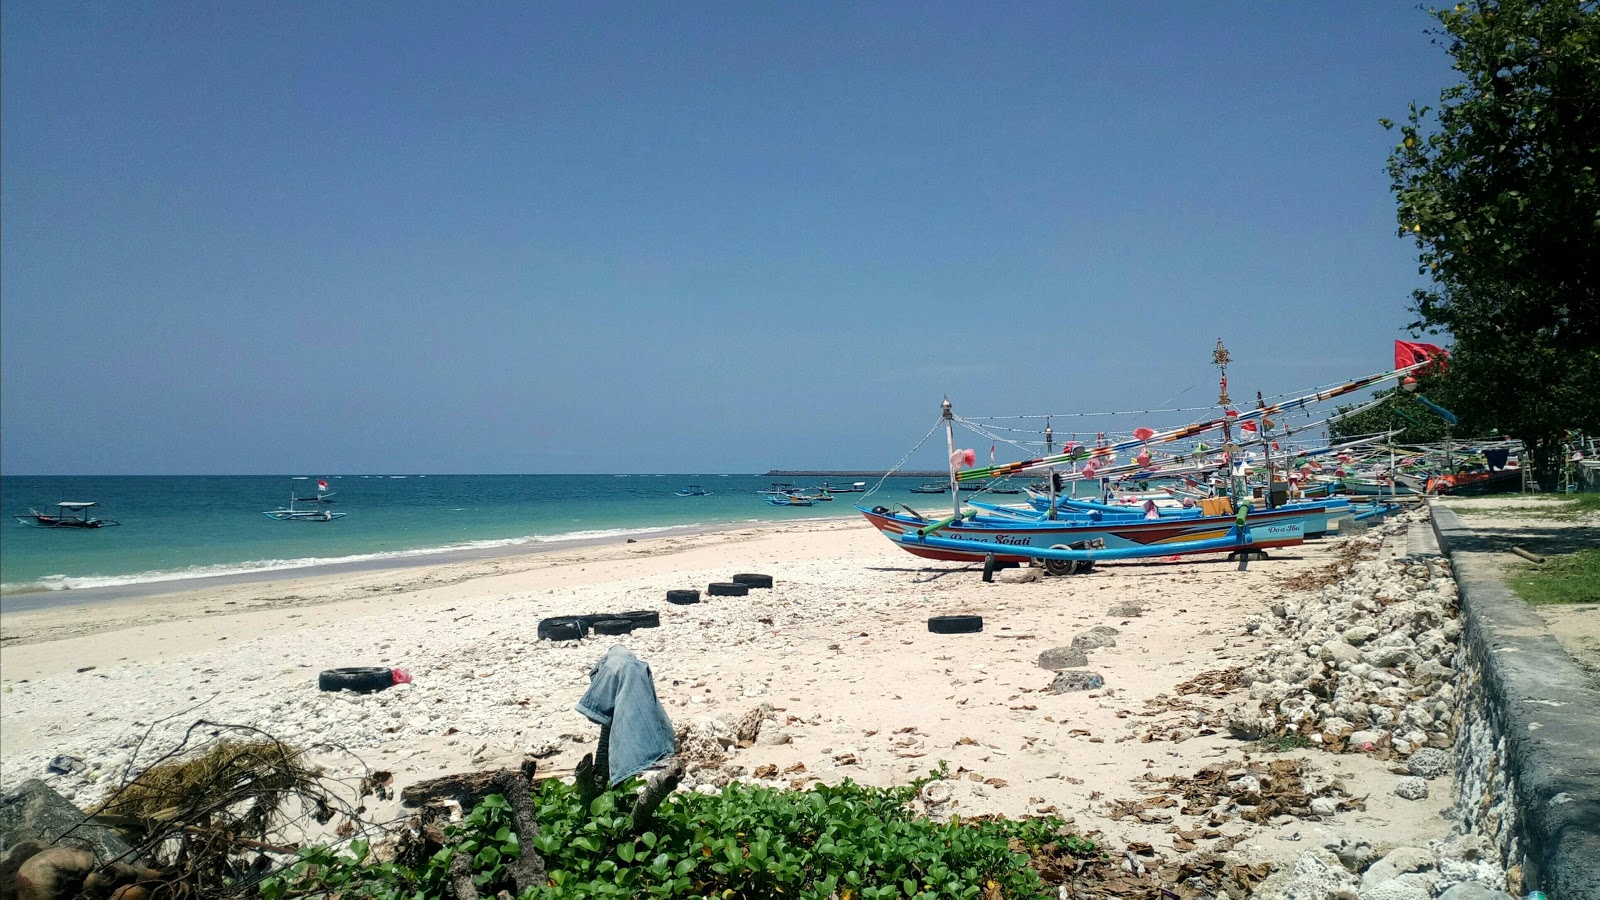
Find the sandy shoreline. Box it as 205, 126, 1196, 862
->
0, 511, 1463, 875
0, 514, 860, 612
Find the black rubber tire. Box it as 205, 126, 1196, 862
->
318, 667, 394, 693
708, 582, 750, 597
592, 618, 637, 636
538, 616, 590, 641
928, 615, 983, 634
666, 589, 700, 605
1043, 558, 1076, 577
615, 610, 660, 628
731, 573, 773, 589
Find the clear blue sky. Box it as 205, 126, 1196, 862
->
2, 2, 1455, 475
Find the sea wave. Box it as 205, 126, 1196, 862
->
0, 523, 692, 594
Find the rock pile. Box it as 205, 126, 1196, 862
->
1255, 833, 1511, 900
1226, 519, 1462, 761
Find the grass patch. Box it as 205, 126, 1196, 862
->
1452, 494, 1600, 519
1509, 548, 1600, 604
1256, 735, 1313, 753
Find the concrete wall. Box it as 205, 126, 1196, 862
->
1432, 505, 1600, 900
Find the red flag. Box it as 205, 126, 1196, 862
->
1395, 340, 1449, 372
990, 444, 995, 464
317, 479, 329, 490
1133, 427, 1154, 441
1240, 421, 1258, 433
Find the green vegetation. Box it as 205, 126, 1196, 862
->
1256, 735, 1313, 753
1509, 548, 1600, 604
261, 771, 1097, 900
1382, 0, 1600, 490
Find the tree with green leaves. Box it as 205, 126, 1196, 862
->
1383, 0, 1600, 490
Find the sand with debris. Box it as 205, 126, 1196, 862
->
0, 510, 1460, 876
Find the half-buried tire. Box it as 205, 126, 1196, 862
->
538, 616, 589, 641
731, 573, 773, 589
319, 667, 396, 693
592, 618, 637, 636
928, 615, 983, 635
615, 610, 660, 628
666, 589, 701, 605
708, 582, 749, 597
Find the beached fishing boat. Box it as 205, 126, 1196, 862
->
860, 503, 1311, 569
14, 502, 121, 528
264, 494, 347, 522
862, 347, 1438, 569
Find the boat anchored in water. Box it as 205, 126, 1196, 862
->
264, 493, 347, 522
14, 502, 121, 528
676, 485, 710, 496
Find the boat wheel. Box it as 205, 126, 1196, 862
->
1043, 547, 1077, 577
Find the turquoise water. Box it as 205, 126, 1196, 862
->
1, 474, 992, 594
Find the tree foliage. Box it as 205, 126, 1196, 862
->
1383, 0, 1600, 488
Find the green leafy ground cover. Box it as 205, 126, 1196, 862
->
262, 772, 1100, 899
1509, 548, 1600, 605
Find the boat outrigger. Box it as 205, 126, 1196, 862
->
14, 502, 120, 528
264, 494, 347, 522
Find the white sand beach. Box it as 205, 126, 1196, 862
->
0, 511, 1460, 872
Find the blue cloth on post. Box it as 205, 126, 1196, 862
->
575, 645, 677, 786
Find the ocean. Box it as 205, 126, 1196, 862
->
1, 474, 1036, 598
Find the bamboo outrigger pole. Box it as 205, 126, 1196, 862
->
958, 360, 1434, 484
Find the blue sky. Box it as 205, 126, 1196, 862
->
2, 2, 1455, 474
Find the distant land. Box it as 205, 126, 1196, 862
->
764, 470, 947, 477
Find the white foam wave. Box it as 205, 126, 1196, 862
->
0, 524, 691, 594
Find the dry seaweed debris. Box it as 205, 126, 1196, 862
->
1276, 538, 1376, 591
80, 720, 394, 899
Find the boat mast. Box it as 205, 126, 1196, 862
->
942, 398, 960, 518
1214, 339, 1237, 505
1045, 418, 1057, 520
1257, 390, 1275, 508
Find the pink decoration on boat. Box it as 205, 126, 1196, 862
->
1133, 427, 1154, 441
1143, 500, 1160, 520
951, 449, 976, 469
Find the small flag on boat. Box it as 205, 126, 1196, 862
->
1133, 427, 1154, 441
990, 444, 996, 464
317, 479, 329, 490
1395, 340, 1449, 372
1240, 421, 1258, 433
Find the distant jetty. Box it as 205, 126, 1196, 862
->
764, 470, 947, 477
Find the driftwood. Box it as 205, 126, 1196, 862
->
1510, 545, 1546, 564
630, 760, 685, 833
400, 762, 545, 898
403, 755, 540, 807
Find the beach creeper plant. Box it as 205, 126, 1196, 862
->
258, 768, 1097, 899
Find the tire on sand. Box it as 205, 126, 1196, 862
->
731, 573, 773, 589
708, 582, 749, 597
666, 589, 701, 605
614, 610, 660, 628
592, 618, 637, 636
538, 616, 590, 641
318, 667, 395, 693
927, 615, 983, 635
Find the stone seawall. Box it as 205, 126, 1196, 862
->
1432, 504, 1600, 900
